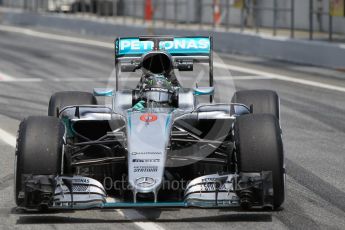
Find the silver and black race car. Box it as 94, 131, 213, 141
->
14, 36, 285, 211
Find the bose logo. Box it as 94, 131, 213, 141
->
132, 159, 160, 163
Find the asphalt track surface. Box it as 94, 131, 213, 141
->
0, 25, 345, 230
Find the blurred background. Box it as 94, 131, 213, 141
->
1, 0, 345, 42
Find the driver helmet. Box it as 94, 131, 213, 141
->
141, 74, 174, 103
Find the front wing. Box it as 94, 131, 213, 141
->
20, 172, 274, 210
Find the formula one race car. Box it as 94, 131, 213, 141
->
14, 36, 285, 211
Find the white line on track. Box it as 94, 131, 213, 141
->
215, 75, 274, 80
0, 77, 43, 82
0, 128, 16, 148
117, 210, 165, 230
213, 63, 345, 93
0, 70, 15, 81
0, 25, 112, 48
1, 24, 345, 93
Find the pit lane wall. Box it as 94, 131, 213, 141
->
1, 9, 344, 69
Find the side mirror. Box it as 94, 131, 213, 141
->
121, 62, 140, 72
231, 104, 250, 116
193, 86, 214, 96
93, 88, 114, 97
176, 60, 193, 71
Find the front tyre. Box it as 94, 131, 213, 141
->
15, 116, 65, 208
234, 114, 285, 209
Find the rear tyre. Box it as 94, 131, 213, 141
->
48, 91, 97, 117
15, 116, 65, 207
234, 114, 285, 209
231, 90, 280, 119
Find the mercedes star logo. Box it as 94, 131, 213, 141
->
135, 177, 156, 188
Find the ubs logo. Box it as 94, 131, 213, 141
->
140, 113, 158, 123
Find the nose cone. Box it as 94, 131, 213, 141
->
127, 111, 173, 195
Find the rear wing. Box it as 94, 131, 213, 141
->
115, 36, 212, 58
114, 36, 214, 97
